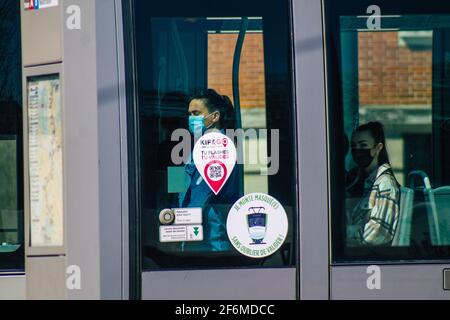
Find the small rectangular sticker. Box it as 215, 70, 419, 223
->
24, 0, 58, 11
174, 208, 202, 225
159, 225, 203, 243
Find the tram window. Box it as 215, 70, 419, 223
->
0, 0, 24, 271
126, 0, 296, 270
325, 0, 450, 262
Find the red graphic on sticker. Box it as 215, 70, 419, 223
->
193, 132, 237, 195
204, 160, 228, 195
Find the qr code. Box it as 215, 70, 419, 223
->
209, 165, 223, 179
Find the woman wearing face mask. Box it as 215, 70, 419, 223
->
179, 88, 240, 252
346, 122, 400, 246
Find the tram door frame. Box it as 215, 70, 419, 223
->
119, 0, 331, 300
323, 0, 450, 299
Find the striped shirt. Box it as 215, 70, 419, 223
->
346, 163, 400, 246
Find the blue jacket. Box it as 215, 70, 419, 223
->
178, 160, 240, 252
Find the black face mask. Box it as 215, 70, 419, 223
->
351, 148, 374, 168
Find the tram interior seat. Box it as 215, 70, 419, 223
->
392, 187, 414, 246
424, 186, 450, 246
399, 170, 450, 246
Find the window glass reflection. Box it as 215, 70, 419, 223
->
131, 0, 296, 270
328, 11, 450, 261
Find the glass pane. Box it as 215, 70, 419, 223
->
0, 0, 23, 270
131, 0, 296, 270
326, 3, 450, 262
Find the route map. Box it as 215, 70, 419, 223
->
28, 75, 63, 247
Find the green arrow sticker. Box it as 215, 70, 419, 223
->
193, 227, 199, 236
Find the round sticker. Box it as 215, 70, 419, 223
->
226, 193, 288, 259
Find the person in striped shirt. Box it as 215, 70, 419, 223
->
346, 122, 400, 246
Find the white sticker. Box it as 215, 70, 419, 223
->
227, 193, 288, 259
159, 225, 203, 243
174, 208, 202, 225
24, 0, 58, 11
186, 225, 204, 241
193, 132, 236, 195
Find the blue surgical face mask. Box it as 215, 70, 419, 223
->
189, 115, 205, 136
188, 113, 215, 136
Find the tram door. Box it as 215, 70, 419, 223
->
324, 0, 450, 299
124, 0, 299, 299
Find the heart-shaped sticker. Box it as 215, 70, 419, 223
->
193, 132, 236, 195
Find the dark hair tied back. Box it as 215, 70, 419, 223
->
355, 121, 390, 166
190, 89, 236, 129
